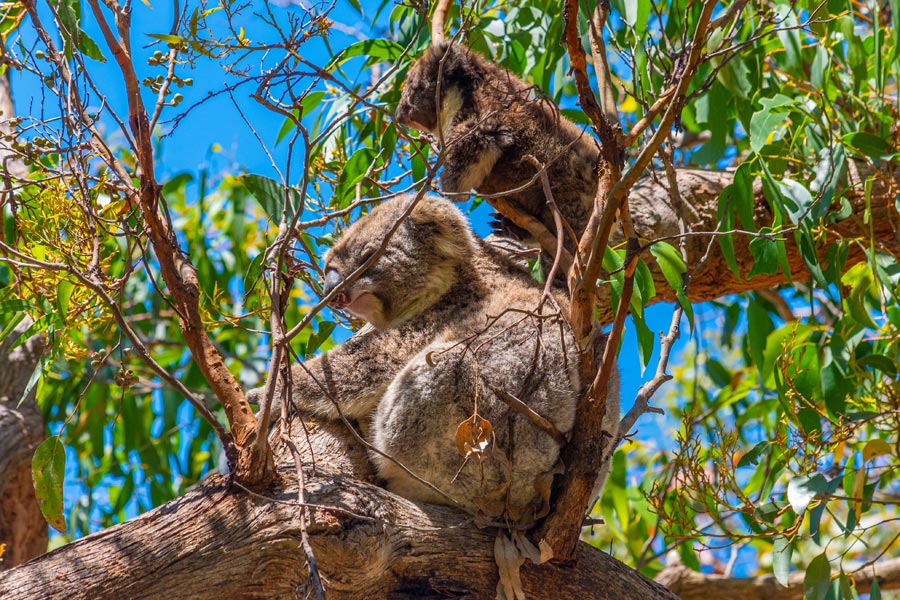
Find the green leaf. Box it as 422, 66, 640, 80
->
622, 0, 651, 37
857, 353, 899, 377
32, 436, 67, 533
797, 229, 827, 288
820, 362, 850, 416
649, 241, 693, 327
843, 132, 890, 163
56, 279, 74, 322
237, 174, 302, 223
738, 441, 772, 468
632, 311, 654, 373
19, 354, 48, 406
327, 39, 405, 70
746, 298, 773, 371
276, 91, 326, 145
749, 94, 793, 153
778, 179, 815, 226
146, 33, 184, 45
748, 235, 779, 277
714, 55, 752, 100
841, 263, 878, 329
306, 321, 336, 358
870, 577, 882, 600
75, 28, 106, 62
773, 537, 793, 587
111, 473, 135, 516
803, 552, 831, 600
811, 146, 846, 218
775, 6, 801, 74
787, 473, 828, 514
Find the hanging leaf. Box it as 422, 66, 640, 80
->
32, 436, 67, 533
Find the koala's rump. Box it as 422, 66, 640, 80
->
370, 314, 578, 523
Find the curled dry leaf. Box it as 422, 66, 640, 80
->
455, 414, 494, 460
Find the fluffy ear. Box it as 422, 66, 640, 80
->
431, 40, 463, 72
431, 40, 451, 59
408, 197, 476, 258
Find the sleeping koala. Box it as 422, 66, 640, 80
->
395, 41, 601, 254
253, 195, 619, 523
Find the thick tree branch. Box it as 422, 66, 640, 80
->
431, 0, 453, 42
596, 164, 900, 324
655, 557, 900, 600
0, 419, 678, 600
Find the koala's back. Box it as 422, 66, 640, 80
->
469, 60, 599, 237
371, 244, 581, 522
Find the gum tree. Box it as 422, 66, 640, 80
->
0, 0, 897, 597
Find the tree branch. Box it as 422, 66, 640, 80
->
84, 0, 271, 481
0, 419, 679, 600
655, 557, 900, 600
431, 0, 453, 43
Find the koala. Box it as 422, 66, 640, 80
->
253, 195, 619, 523
395, 41, 601, 256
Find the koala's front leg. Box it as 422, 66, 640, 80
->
440, 118, 513, 196
247, 325, 430, 421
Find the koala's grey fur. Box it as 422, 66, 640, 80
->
251, 195, 618, 523
395, 41, 601, 253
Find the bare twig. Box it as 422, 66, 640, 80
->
490, 385, 566, 448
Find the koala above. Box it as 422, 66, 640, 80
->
395, 41, 601, 253
251, 195, 618, 523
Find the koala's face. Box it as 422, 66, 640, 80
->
395, 46, 443, 134
322, 197, 472, 329
396, 42, 471, 136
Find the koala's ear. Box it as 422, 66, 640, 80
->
431, 40, 451, 58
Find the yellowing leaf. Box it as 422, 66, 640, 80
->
833, 441, 845, 463
862, 439, 891, 462
32, 436, 67, 533
619, 96, 638, 113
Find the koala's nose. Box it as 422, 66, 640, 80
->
323, 269, 344, 297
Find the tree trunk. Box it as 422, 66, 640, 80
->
0, 319, 47, 569
0, 418, 677, 599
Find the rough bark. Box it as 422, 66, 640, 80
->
0, 418, 677, 599
599, 164, 900, 324
655, 558, 900, 599
0, 319, 47, 569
